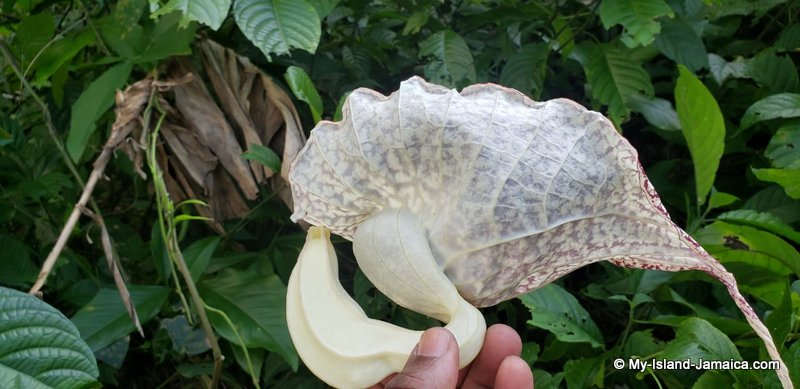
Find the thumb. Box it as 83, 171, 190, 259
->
385, 328, 460, 389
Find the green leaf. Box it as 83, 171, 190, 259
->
744, 186, 800, 224
182, 237, 221, 283
0, 286, 99, 388
161, 316, 211, 355
419, 30, 476, 87
198, 269, 298, 369
577, 42, 654, 123
135, 12, 196, 63
519, 284, 604, 348
675, 65, 725, 204
284, 66, 323, 123
306, 0, 340, 19
775, 23, 800, 52
402, 11, 429, 35
752, 165, 800, 199
717, 209, 800, 245
0, 235, 37, 287
661, 318, 741, 362
242, 143, 282, 173
233, 0, 321, 59
13, 13, 55, 68
32, 31, 95, 86
598, 0, 673, 47
707, 53, 748, 85
500, 43, 549, 99
747, 51, 800, 94
741, 93, 800, 129
71, 285, 170, 351
764, 286, 792, 347
564, 356, 605, 389
66, 62, 133, 162
151, 0, 232, 30
707, 191, 739, 211
766, 123, 800, 168
696, 221, 800, 276
653, 17, 708, 71
626, 94, 680, 130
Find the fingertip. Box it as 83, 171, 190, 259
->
486, 324, 523, 354
495, 356, 534, 389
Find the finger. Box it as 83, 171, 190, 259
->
385, 328, 459, 389
494, 356, 534, 389
461, 324, 523, 389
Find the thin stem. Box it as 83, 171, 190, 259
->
145, 92, 224, 388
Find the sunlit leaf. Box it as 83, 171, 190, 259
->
0, 286, 99, 389
766, 123, 800, 168
707, 53, 748, 85
675, 65, 725, 204
717, 209, 800, 245
752, 165, 800, 199
233, 0, 321, 59
598, 0, 673, 47
242, 143, 282, 173
741, 93, 800, 129
627, 94, 680, 130
151, 0, 231, 29
284, 66, 323, 123
696, 221, 800, 276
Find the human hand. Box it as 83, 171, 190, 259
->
370, 324, 534, 389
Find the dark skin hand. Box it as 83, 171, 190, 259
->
369, 324, 534, 389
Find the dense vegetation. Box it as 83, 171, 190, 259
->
1, 0, 799, 388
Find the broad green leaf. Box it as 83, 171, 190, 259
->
402, 11, 429, 35
661, 318, 741, 362
0, 286, 99, 389
752, 165, 800, 199
598, 0, 673, 47
744, 186, 800, 224
766, 123, 800, 168
198, 269, 298, 369
242, 143, 282, 173
333, 92, 350, 122
741, 93, 800, 129
233, 0, 321, 59
0, 235, 37, 287
284, 66, 323, 123
71, 285, 170, 351
419, 30, 476, 87
653, 17, 708, 71
32, 31, 94, 86
764, 286, 792, 347
675, 65, 725, 204
747, 51, 800, 94
306, 0, 340, 19
775, 23, 800, 52
707, 191, 739, 210
13, 13, 55, 68
519, 284, 604, 348
182, 236, 221, 283
67, 62, 133, 162
622, 330, 663, 358
626, 94, 680, 130
696, 221, 800, 276
500, 43, 548, 99
341, 46, 371, 75
707, 53, 748, 85
151, 0, 231, 30
135, 12, 196, 63
576, 42, 654, 123
564, 356, 605, 389
717, 209, 800, 245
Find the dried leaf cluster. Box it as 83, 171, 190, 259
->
113, 40, 305, 234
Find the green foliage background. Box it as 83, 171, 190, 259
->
1, 0, 799, 387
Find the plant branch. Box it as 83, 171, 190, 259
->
145, 91, 224, 388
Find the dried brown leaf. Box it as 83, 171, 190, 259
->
170, 59, 259, 200
161, 122, 217, 194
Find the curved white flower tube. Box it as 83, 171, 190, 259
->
286, 77, 792, 389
